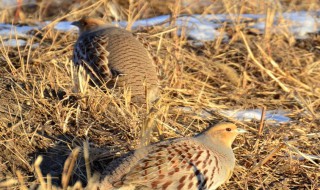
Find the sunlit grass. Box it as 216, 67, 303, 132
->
0, 0, 319, 189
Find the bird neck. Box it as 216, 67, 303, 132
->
197, 134, 234, 157
196, 135, 236, 172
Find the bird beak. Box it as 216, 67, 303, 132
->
71, 21, 80, 27
237, 128, 247, 133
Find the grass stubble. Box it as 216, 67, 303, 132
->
0, 0, 319, 189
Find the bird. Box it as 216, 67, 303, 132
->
71, 17, 160, 106
98, 122, 246, 190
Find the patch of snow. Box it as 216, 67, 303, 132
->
0, 23, 35, 38
44, 21, 78, 32
117, 15, 225, 41
219, 109, 291, 123
0, 11, 319, 45
176, 106, 291, 123
117, 15, 170, 28
116, 11, 319, 40
176, 16, 225, 41
281, 11, 320, 38
0, 38, 38, 47
250, 11, 320, 39
1, 38, 26, 46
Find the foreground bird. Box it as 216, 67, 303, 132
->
98, 123, 246, 190
71, 17, 159, 106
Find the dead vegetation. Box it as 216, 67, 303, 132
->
0, 0, 319, 189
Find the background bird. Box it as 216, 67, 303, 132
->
72, 17, 160, 106
98, 122, 246, 190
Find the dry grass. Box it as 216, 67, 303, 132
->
0, 0, 320, 189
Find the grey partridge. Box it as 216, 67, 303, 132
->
98, 123, 246, 190
72, 17, 160, 106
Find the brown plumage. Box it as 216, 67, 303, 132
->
72, 17, 160, 106
98, 123, 246, 190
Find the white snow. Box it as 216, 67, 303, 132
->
44, 21, 78, 32
0, 23, 38, 47
118, 15, 225, 41
176, 107, 291, 124
117, 15, 170, 28
250, 11, 320, 39
281, 11, 319, 38
174, 16, 225, 41
0, 38, 38, 47
0, 23, 35, 38
1, 38, 27, 46
219, 109, 291, 123
0, 11, 319, 46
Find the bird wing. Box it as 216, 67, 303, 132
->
117, 139, 215, 190
73, 33, 116, 86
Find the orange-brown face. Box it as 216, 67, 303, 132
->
72, 17, 106, 34
205, 123, 245, 148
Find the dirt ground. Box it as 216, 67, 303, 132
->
0, 0, 319, 189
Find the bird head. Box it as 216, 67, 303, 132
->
203, 123, 246, 148
71, 17, 106, 34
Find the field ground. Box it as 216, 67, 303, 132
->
0, 0, 319, 189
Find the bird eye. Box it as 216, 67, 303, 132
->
226, 128, 231, 131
